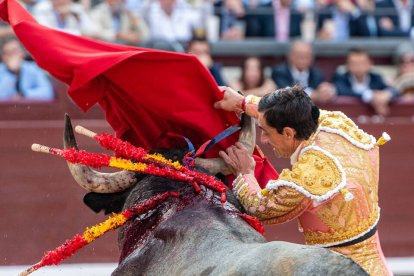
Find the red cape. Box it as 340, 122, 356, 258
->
0, 0, 278, 185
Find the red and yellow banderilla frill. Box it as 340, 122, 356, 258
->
20, 128, 264, 276
18, 191, 179, 276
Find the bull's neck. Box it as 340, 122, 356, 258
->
117, 185, 256, 263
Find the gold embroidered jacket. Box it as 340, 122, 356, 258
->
235, 97, 384, 247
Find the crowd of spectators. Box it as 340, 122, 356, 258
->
215, 0, 414, 41
206, 39, 413, 116
0, 0, 413, 115
1, 0, 414, 46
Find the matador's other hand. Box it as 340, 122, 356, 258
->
219, 142, 256, 175
214, 86, 244, 113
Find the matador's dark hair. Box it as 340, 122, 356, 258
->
258, 85, 319, 140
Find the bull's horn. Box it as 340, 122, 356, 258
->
195, 114, 256, 175
63, 114, 137, 193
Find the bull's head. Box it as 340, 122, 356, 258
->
64, 114, 255, 197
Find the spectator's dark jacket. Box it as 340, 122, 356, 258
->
376, 0, 413, 37
332, 71, 396, 99
271, 62, 325, 89
351, 13, 380, 37
273, 10, 303, 38
209, 63, 227, 86
287, 10, 303, 38
316, 5, 361, 37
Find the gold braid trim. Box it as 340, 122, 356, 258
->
304, 207, 380, 246
233, 174, 307, 221
261, 196, 312, 225
318, 111, 376, 150
329, 233, 391, 275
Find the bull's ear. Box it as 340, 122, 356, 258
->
83, 188, 132, 214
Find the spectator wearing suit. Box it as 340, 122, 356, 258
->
273, 0, 304, 41
351, 0, 380, 37
186, 37, 227, 86
243, 0, 274, 37
214, 0, 246, 40
332, 48, 397, 115
316, 0, 361, 41
0, 39, 54, 101
271, 40, 336, 103
376, 0, 414, 37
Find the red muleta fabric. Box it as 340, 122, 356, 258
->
0, 0, 278, 186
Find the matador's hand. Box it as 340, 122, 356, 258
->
219, 142, 256, 175
214, 86, 244, 113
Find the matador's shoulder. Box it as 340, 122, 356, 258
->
317, 110, 376, 150
266, 145, 347, 202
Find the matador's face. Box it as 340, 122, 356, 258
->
258, 113, 296, 158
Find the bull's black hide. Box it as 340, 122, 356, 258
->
109, 174, 367, 276
82, 146, 366, 276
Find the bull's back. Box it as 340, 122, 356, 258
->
112, 200, 366, 276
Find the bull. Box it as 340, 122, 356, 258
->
63, 114, 367, 276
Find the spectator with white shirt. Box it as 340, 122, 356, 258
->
32, 0, 99, 37
143, 0, 203, 43
271, 40, 336, 103
332, 48, 397, 115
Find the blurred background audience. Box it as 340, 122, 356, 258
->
316, 0, 361, 41
0, 0, 413, 114
89, 0, 149, 45
215, 0, 246, 40
271, 40, 336, 103
393, 42, 414, 99
186, 37, 227, 86
332, 48, 397, 116
376, 0, 414, 37
230, 56, 276, 96
0, 39, 54, 101
273, 0, 304, 41
243, 0, 274, 37
0, 21, 14, 40
143, 0, 203, 43
32, 0, 99, 36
